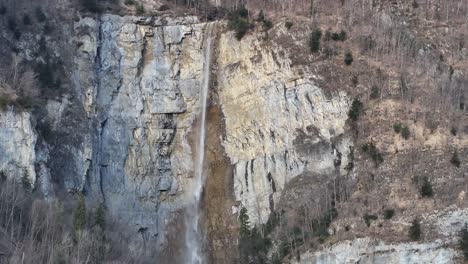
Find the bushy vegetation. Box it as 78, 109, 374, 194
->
401, 126, 410, 139
348, 98, 364, 122
158, 4, 170, 11
393, 122, 410, 139
74, 193, 87, 231
7, 17, 16, 31
408, 218, 421, 240
362, 142, 384, 166
285, 21, 294, 30
35, 7, 47, 22
80, 0, 100, 13
420, 176, 433, 197
393, 122, 403, 133
238, 207, 271, 263
450, 127, 457, 136
0, 176, 155, 263
309, 28, 322, 53
344, 50, 354, 65
227, 7, 252, 41
36, 60, 59, 89
363, 213, 378, 227
22, 14, 32, 25
383, 209, 395, 220
95, 204, 106, 229
256, 10, 273, 31
331, 30, 347, 41
124, 0, 135, 5
460, 224, 468, 260
135, 3, 145, 15
451, 150, 461, 168
370, 85, 380, 99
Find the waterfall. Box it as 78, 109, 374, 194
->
185, 22, 215, 264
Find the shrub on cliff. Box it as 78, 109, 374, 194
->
348, 98, 364, 122
238, 207, 271, 263
74, 193, 87, 231
239, 207, 250, 236
420, 176, 433, 197
401, 125, 410, 140
23, 14, 32, 26
256, 10, 273, 31
451, 150, 461, 168
35, 7, 47, 22
361, 142, 384, 166
363, 213, 378, 227
80, 0, 100, 13
95, 204, 106, 229
383, 209, 395, 220
460, 224, 468, 260
451, 127, 457, 136
135, 3, 144, 15
228, 7, 252, 40
344, 51, 354, 65
309, 28, 322, 53
7, 17, 16, 31
393, 122, 410, 139
408, 218, 421, 240
331, 30, 347, 41
393, 122, 403, 133
370, 85, 380, 99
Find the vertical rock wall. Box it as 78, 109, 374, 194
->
215, 30, 352, 225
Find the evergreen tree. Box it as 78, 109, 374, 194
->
34, 7, 47, 22
451, 150, 461, 168
348, 98, 364, 122
95, 204, 105, 229
420, 176, 433, 197
401, 126, 410, 139
309, 28, 322, 53
74, 193, 86, 231
344, 51, 354, 65
239, 207, 250, 237
408, 218, 421, 240
460, 224, 468, 260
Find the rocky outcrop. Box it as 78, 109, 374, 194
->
216, 30, 352, 224
72, 14, 210, 243
2, 6, 464, 263
0, 109, 36, 187
294, 237, 458, 264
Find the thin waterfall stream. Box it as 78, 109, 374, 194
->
185, 22, 215, 264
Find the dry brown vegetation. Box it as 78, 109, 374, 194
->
0, 176, 156, 264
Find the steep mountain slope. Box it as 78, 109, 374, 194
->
0, 0, 467, 263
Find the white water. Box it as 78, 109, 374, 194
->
185, 22, 214, 264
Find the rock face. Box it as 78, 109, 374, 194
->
0, 109, 36, 188
72, 14, 210, 242
294, 237, 458, 264
216, 30, 352, 224
69, 14, 354, 242
1, 7, 466, 264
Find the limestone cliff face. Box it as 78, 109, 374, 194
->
294, 238, 457, 264
0, 110, 37, 187
0, 13, 352, 256
216, 29, 352, 225
72, 14, 212, 242
1, 6, 466, 263
295, 207, 468, 263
